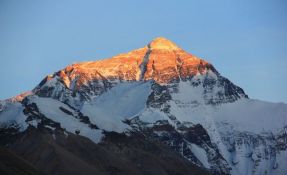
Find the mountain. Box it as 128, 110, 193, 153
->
0, 37, 286, 175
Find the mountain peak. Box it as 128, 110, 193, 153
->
38, 37, 216, 88
149, 37, 180, 50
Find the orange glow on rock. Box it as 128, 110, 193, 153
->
51, 37, 215, 88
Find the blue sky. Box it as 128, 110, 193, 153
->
0, 0, 286, 103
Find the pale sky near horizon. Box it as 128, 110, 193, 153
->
0, 0, 286, 103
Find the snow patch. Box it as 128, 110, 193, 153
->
0, 102, 28, 131
28, 96, 104, 143
81, 81, 152, 132
190, 143, 210, 169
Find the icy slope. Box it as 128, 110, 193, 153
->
213, 99, 287, 133
168, 82, 287, 133
162, 81, 287, 175
26, 96, 104, 143
81, 81, 152, 132
0, 102, 28, 131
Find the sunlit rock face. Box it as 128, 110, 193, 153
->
142, 37, 215, 83
8, 91, 33, 102
44, 37, 214, 87
32, 37, 246, 107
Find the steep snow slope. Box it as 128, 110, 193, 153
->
27, 96, 104, 143
213, 99, 287, 133
81, 81, 152, 132
151, 79, 287, 175
0, 102, 28, 131
168, 81, 287, 133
